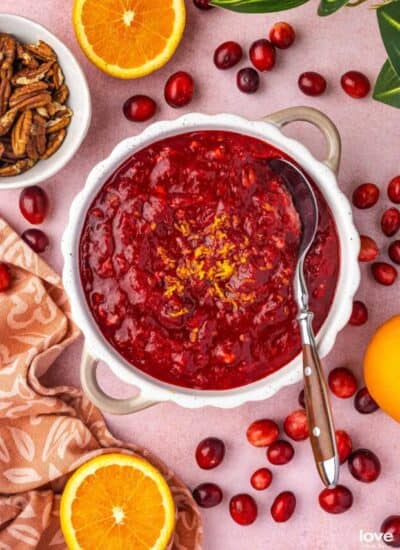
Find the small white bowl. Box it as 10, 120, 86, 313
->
0, 13, 91, 189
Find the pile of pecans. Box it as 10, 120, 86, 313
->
0, 33, 73, 177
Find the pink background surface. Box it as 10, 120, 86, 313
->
1, 1, 400, 548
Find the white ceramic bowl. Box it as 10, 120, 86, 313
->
0, 13, 91, 189
62, 108, 360, 414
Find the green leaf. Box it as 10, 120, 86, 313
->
377, 0, 400, 76
373, 59, 400, 108
209, 0, 309, 13
318, 0, 349, 16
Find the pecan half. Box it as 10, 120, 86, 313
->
16, 43, 39, 69
11, 110, 32, 156
11, 92, 52, 112
53, 84, 69, 105
11, 61, 54, 86
0, 77, 11, 116
30, 114, 47, 157
46, 109, 72, 133
0, 158, 34, 176
42, 128, 66, 159
26, 40, 56, 62
9, 81, 48, 107
0, 108, 18, 136
0, 34, 16, 80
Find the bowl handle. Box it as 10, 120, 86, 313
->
80, 346, 158, 415
263, 106, 342, 174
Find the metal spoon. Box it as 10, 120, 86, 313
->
268, 157, 339, 488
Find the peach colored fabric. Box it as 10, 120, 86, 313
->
0, 218, 202, 550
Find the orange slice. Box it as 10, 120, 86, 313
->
73, 0, 186, 79
60, 453, 176, 550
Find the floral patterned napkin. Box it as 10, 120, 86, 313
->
0, 218, 203, 549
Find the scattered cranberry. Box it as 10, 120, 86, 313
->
352, 183, 379, 209
381, 516, 400, 547
123, 95, 156, 123
19, 186, 49, 225
328, 367, 357, 398
372, 262, 398, 286
341, 70, 371, 98
214, 41, 243, 70
389, 241, 400, 265
193, 0, 213, 9
358, 235, 379, 262
192, 483, 223, 508
382, 208, 400, 237
164, 71, 194, 108
348, 448, 381, 482
335, 430, 353, 464
22, 229, 49, 253
195, 437, 225, 469
271, 491, 296, 522
298, 72, 327, 96
237, 67, 260, 94
388, 176, 400, 204
0, 262, 11, 292
349, 300, 368, 326
246, 419, 279, 447
283, 409, 308, 441
267, 440, 294, 465
298, 388, 305, 408
249, 39, 276, 72
229, 494, 257, 525
250, 467, 273, 490
269, 22, 295, 49
354, 387, 379, 414
319, 485, 353, 514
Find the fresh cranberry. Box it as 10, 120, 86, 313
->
123, 95, 156, 122
352, 183, 379, 209
354, 387, 379, 414
19, 186, 49, 225
236, 67, 260, 94
269, 22, 295, 49
271, 491, 296, 522
382, 208, 400, 237
298, 388, 305, 408
246, 419, 279, 447
319, 485, 353, 514
192, 483, 222, 508
358, 235, 379, 262
250, 467, 273, 490
349, 300, 368, 326
267, 440, 294, 465
381, 516, 400, 547
341, 71, 371, 98
388, 176, 400, 204
214, 41, 243, 70
164, 71, 194, 108
372, 262, 398, 286
249, 39, 276, 72
348, 448, 381, 482
283, 409, 308, 441
298, 72, 327, 96
389, 241, 400, 265
336, 430, 353, 464
0, 263, 11, 292
328, 367, 357, 398
193, 0, 213, 9
195, 437, 225, 469
229, 494, 257, 525
22, 229, 49, 253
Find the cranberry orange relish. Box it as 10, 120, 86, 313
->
79, 131, 339, 390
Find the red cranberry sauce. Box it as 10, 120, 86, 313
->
79, 131, 340, 390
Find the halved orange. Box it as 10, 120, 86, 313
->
60, 453, 176, 550
73, 0, 186, 79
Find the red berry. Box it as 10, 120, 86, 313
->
348, 300, 368, 326
250, 468, 273, 490
195, 437, 225, 469
341, 70, 370, 98
381, 516, 400, 547
0, 263, 11, 292
236, 67, 260, 94
246, 419, 279, 447
298, 72, 327, 96
269, 22, 295, 49
352, 183, 379, 209
335, 430, 353, 464
19, 185, 49, 225
389, 241, 400, 265
382, 208, 400, 237
214, 41, 242, 70
358, 235, 379, 262
192, 483, 222, 508
267, 440, 294, 465
354, 387, 379, 414
328, 367, 357, 398
298, 388, 305, 408
388, 176, 400, 204
164, 71, 194, 108
229, 494, 257, 525
319, 485, 353, 514
283, 409, 309, 441
348, 448, 381, 483
271, 491, 296, 522
249, 39, 276, 72
22, 229, 49, 253
372, 262, 398, 286
193, 0, 213, 9
123, 95, 156, 122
